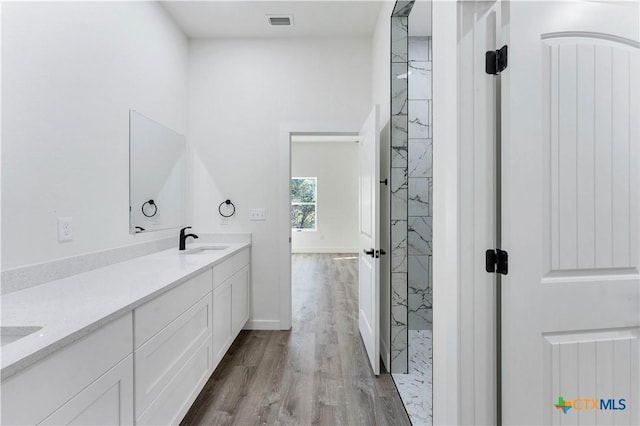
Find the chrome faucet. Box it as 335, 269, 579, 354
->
179, 227, 199, 250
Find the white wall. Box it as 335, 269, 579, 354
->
1, 2, 188, 270
189, 37, 371, 329
291, 142, 359, 253
372, 2, 395, 126
372, 1, 395, 371
433, 1, 461, 424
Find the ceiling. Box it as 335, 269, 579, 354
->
408, 0, 431, 37
161, 1, 383, 39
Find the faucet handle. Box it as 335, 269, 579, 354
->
180, 226, 191, 234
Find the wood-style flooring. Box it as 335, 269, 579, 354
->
181, 253, 410, 426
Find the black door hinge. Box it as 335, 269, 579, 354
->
486, 249, 508, 275
485, 45, 508, 75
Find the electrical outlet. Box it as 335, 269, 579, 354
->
249, 208, 266, 221
58, 217, 73, 242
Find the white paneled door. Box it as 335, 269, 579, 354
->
359, 105, 381, 376
502, 1, 639, 424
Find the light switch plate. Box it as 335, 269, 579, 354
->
58, 217, 73, 242
249, 208, 266, 221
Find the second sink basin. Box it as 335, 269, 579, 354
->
0, 326, 43, 347
181, 245, 229, 254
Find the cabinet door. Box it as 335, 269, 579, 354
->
1, 314, 133, 425
231, 265, 250, 336
40, 355, 134, 426
212, 279, 232, 366
135, 293, 212, 420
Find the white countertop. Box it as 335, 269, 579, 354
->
0, 242, 251, 380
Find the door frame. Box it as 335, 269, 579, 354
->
277, 123, 360, 330
455, 1, 502, 425
432, 0, 505, 424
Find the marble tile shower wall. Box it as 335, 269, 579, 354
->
390, 12, 432, 373
390, 14, 409, 373
407, 36, 432, 331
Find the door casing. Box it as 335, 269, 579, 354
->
278, 124, 360, 331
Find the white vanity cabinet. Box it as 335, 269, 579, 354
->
1, 313, 134, 426
133, 269, 213, 426
1, 244, 251, 426
212, 248, 250, 368
133, 249, 250, 424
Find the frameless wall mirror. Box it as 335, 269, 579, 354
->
129, 110, 186, 234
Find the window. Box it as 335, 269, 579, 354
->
291, 177, 317, 231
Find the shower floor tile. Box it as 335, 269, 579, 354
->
392, 329, 433, 426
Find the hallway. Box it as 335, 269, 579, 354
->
181, 253, 410, 425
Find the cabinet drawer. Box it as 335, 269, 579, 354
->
212, 248, 250, 289
1, 313, 133, 425
134, 268, 212, 348
134, 292, 212, 419
137, 336, 212, 426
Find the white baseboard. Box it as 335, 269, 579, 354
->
381, 337, 391, 372
243, 319, 281, 330
291, 247, 359, 254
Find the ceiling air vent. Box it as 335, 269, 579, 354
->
267, 15, 293, 26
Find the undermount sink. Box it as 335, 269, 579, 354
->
0, 326, 43, 347
180, 245, 229, 254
